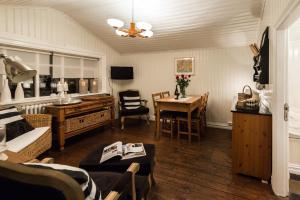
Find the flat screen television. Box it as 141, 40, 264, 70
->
111, 66, 133, 80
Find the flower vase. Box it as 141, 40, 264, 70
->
180, 86, 186, 98
15, 82, 24, 101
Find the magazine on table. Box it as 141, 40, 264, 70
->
99, 141, 146, 163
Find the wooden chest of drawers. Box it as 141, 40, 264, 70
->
46, 95, 114, 150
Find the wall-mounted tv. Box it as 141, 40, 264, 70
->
111, 66, 133, 80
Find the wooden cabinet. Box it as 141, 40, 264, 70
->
46, 95, 114, 150
232, 111, 272, 181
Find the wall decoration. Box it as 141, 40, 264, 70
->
175, 57, 195, 75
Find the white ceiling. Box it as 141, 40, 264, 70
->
0, 0, 264, 53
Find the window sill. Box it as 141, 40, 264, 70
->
0, 92, 103, 106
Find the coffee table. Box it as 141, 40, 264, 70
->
79, 144, 156, 186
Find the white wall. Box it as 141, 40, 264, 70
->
0, 5, 121, 92
120, 46, 253, 128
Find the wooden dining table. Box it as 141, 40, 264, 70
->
155, 96, 202, 141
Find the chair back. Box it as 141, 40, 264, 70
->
196, 96, 205, 118
152, 92, 162, 114
204, 92, 209, 111
161, 91, 170, 98
0, 161, 84, 200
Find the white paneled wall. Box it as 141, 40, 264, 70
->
0, 5, 121, 92
120, 46, 253, 127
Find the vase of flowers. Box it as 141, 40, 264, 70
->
176, 74, 191, 98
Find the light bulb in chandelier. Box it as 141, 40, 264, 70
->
107, 18, 124, 28
140, 30, 153, 38
116, 30, 128, 37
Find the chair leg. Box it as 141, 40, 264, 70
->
146, 114, 150, 125
170, 118, 173, 138
121, 117, 125, 130
196, 120, 200, 142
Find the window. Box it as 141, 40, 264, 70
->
0, 46, 101, 100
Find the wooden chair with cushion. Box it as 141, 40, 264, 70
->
0, 160, 149, 200
152, 92, 175, 138
177, 95, 205, 141
119, 90, 150, 130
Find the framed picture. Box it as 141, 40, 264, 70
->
175, 57, 195, 75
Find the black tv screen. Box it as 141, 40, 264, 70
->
111, 66, 133, 80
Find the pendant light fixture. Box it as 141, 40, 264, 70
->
107, 0, 153, 38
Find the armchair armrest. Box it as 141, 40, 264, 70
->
22, 114, 52, 128
104, 163, 140, 200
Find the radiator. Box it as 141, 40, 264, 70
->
21, 103, 53, 114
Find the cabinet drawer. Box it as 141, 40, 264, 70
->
65, 110, 111, 133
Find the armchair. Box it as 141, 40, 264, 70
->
0, 161, 144, 200
119, 90, 150, 130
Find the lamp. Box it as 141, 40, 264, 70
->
0, 54, 37, 103
0, 54, 37, 83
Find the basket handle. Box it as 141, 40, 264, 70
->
243, 85, 252, 97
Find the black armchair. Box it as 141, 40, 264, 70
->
0, 161, 148, 200
119, 90, 150, 130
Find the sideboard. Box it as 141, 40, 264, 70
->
46, 95, 114, 150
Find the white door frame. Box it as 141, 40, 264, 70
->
272, 0, 300, 196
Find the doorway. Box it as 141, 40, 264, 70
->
273, 0, 300, 197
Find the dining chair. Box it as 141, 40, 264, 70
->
151, 92, 175, 138
161, 91, 170, 98
202, 92, 209, 131
176, 95, 205, 141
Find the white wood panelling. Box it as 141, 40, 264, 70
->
120, 46, 253, 126
0, 5, 121, 92
0, 0, 264, 53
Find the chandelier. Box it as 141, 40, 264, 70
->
107, 0, 153, 38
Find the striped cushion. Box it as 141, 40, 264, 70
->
25, 163, 102, 200
123, 96, 141, 110
0, 107, 34, 142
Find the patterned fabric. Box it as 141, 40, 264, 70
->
25, 163, 102, 200
0, 107, 34, 141
290, 173, 300, 200
123, 96, 141, 110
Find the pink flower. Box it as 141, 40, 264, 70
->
188, 75, 191, 78
181, 74, 184, 78
176, 75, 179, 80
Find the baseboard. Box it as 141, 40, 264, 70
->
289, 163, 300, 175
149, 115, 232, 130
207, 122, 232, 130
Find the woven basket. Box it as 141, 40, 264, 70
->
238, 85, 253, 101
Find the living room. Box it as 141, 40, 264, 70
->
0, 0, 300, 200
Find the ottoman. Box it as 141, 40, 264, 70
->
80, 144, 156, 186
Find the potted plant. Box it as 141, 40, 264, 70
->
176, 74, 191, 98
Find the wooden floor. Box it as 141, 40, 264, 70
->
49, 120, 284, 200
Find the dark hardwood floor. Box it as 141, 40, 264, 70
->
49, 119, 284, 200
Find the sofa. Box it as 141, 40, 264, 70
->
4, 113, 52, 162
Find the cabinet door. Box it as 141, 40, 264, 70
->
232, 113, 272, 180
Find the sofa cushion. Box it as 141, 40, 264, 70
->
6, 127, 49, 153
0, 107, 34, 141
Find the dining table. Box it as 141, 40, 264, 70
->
155, 95, 202, 142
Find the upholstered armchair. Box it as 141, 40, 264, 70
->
0, 161, 147, 200
118, 90, 150, 130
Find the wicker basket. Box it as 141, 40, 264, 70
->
238, 85, 253, 101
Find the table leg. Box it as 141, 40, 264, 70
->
188, 110, 192, 142
156, 105, 160, 139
